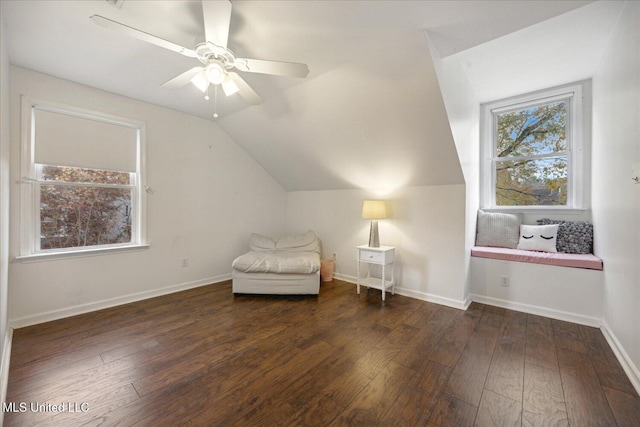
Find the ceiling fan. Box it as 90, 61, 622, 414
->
90, 0, 309, 111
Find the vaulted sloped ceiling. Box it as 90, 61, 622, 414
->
217, 28, 462, 191
1, 0, 593, 191
446, 0, 624, 104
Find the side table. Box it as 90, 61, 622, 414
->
356, 245, 395, 301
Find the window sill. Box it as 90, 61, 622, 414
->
481, 207, 588, 216
14, 244, 150, 263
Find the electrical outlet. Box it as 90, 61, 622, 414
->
181, 258, 189, 268
501, 275, 509, 286
332, 252, 337, 261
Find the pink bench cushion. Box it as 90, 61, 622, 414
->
471, 246, 603, 270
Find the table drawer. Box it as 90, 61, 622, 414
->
360, 249, 386, 263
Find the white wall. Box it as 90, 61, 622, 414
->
425, 32, 481, 301
8, 67, 287, 325
0, 9, 12, 410
426, 13, 606, 326
426, 34, 601, 326
592, 0, 640, 392
286, 185, 467, 307
470, 258, 603, 325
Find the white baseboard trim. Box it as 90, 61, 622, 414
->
336, 275, 599, 321
9, 274, 232, 329
463, 295, 473, 310
395, 287, 468, 310
333, 272, 356, 283
332, 273, 468, 310
468, 293, 602, 327
0, 328, 13, 426
601, 321, 640, 396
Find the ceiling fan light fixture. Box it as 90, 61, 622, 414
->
205, 62, 226, 85
221, 77, 239, 96
191, 70, 209, 92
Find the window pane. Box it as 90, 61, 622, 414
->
40, 185, 132, 250
41, 165, 131, 185
495, 156, 567, 206
496, 101, 566, 158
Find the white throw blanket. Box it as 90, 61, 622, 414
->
232, 251, 320, 274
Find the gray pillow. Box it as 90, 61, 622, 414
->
476, 209, 521, 249
537, 218, 593, 254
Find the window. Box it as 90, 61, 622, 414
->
480, 82, 589, 211
38, 165, 133, 250
19, 98, 147, 258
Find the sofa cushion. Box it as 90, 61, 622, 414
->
249, 233, 276, 251
471, 246, 603, 270
276, 230, 319, 253
232, 250, 320, 274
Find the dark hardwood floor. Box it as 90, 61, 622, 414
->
5, 279, 640, 426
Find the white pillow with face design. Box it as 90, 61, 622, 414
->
516, 224, 559, 253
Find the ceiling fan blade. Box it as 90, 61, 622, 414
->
228, 72, 263, 105
202, 0, 232, 49
90, 15, 196, 58
161, 67, 204, 89
235, 58, 309, 78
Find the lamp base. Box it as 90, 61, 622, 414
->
368, 220, 380, 247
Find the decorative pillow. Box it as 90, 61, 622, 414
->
475, 210, 521, 249
249, 233, 276, 251
275, 230, 320, 253
517, 224, 559, 253
537, 219, 593, 254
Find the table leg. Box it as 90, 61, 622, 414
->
381, 262, 386, 301
356, 256, 360, 295
391, 262, 395, 295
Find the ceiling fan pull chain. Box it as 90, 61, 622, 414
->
213, 85, 219, 119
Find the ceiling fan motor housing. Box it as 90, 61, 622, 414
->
195, 41, 237, 70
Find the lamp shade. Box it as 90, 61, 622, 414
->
362, 200, 388, 219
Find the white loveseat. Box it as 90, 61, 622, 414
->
232, 230, 321, 295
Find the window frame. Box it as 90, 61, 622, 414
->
480, 82, 589, 213
18, 96, 148, 260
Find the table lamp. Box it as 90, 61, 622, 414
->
362, 200, 388, 247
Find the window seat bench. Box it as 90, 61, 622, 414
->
471, 246, 603, 270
